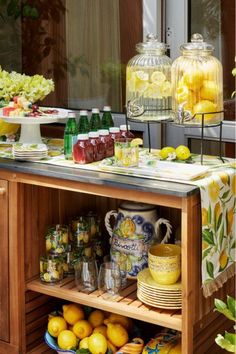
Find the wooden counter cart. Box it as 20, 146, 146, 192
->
0, 160, 234, 353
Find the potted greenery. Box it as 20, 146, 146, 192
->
214, 296, 236, 352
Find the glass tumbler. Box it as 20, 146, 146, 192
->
111, 253, 127, 288
114, 138, 139, 167
74, 258, 98, 293
98, 262, 121, 301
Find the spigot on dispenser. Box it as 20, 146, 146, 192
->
177, 102, 192, 124
126, 99, 145, 118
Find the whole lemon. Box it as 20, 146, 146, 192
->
48, 316, 67, 337
88, 310, 105, 328
183, 69, 204, 91
106, 323, 129, 347
159, 146, 176, 160
79, 336, 89, 349
57, 330, 77, 350
193, 100, 217, 122
73, 319, 93, 339
200, 80, 220, 101
88, 333, 107, 354
175, 145, 191, 161
104, 313, 133, 331
93, 325, 107, 338
62, 303, 84, 325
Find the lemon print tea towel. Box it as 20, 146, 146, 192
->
196, 167, 236, 297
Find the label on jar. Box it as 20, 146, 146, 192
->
111, 234, 148, 257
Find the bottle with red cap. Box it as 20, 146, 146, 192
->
120, 124, 135, 138
73, 133, 94, 164
88, 131, 106, 161
99, 129, 114, 157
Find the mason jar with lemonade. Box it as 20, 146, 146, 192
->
126, 34, 172, 121
172, 33, 223, 125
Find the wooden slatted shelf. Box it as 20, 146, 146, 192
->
28, 342, 54, 353
27, 276, 182, 331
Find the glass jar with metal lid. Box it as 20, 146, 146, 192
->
171, 33, 223, 125
126, 33, 172, 121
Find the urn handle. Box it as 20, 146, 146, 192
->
154, 218, 172, 244
104, 210, 118, 241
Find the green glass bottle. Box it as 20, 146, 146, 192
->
78, 110, 89, 133
90, 108, 101, 131
64, 111, 78, 160
101, 106, 114, 129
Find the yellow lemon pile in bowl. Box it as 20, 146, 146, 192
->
45, 304, 139, 354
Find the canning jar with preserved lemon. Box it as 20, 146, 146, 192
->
126, 33, 172, 121
171, 33, 223, 125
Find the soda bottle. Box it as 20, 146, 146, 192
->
99, 129, 114, 157
64, 111, 78, 160
109, 127, 121, 141
78, 110, 89, 133
101, 106, 114, 129
73, 134, 94, 164
88, 131, 105, 161
90, 108, 101, 131
120, 124, 135, 138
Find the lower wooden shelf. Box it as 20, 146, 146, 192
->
27, 276, 182, 331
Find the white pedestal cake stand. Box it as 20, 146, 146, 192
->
1, 108, 69, 144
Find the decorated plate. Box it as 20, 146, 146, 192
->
1, 107, 69, 124
137, 268, 182, 290
137, 291, 182, 309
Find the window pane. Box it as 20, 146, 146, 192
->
190, 0, 235, 120
0, 0, 143, 112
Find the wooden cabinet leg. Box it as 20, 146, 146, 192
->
9, 182, 26, 353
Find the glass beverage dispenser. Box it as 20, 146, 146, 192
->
171, 33, 223, 125
126, 34, 172, 121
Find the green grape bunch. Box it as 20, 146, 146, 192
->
0, 66, 55, 104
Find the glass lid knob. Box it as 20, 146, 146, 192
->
191, 33, 204, 43
146, 33, 158, 42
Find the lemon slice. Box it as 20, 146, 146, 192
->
150, 71, 166, 84
43, 272, 51, 282
161, 81, 171, 97
175, 84, 189, 103
144, 83, 163, 99
130, 138, 143, 147
126, 78, 136, 93
135, 70, 149, 81
135, 80, 149, 93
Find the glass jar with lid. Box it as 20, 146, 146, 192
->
171, 33, 223, 125
126, 33, 172, 121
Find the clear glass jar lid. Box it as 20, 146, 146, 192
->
136, 33, 167, 54
180, 33, 214, 53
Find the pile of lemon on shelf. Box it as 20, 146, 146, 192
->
47, 303, 141, 354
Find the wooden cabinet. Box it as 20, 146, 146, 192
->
0, 180, 9, 344
0, 166, 234, 354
